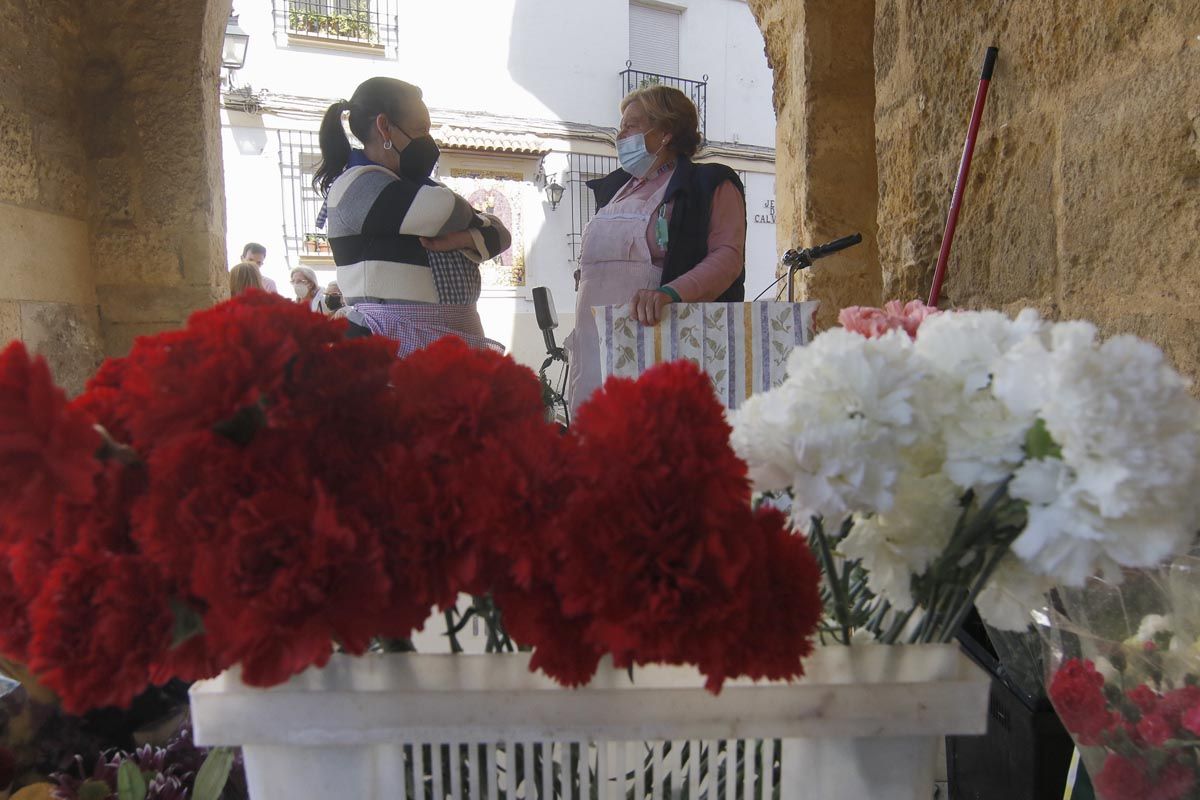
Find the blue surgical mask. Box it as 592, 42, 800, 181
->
616, 133, 658, 179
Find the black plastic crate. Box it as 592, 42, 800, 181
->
946, 614, 1075, 800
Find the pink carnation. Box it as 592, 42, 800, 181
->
838, 300, 940, 339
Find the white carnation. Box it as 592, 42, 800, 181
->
1134, 614, 1173, 643
1002, 322, 1200, 585
913, 310, 1045, 490
731, 328, 932, 522
840, 472, 961, 610
975, 555, 1055, 631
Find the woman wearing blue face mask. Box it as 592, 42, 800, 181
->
313, 77, 510, 353
566, 85, 747, 412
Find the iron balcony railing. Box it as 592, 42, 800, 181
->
619, 62, 708, 142
285, 0, 393, 47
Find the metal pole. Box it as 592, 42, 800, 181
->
927, 46, 998, 308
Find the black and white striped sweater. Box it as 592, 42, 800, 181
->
325, 160, 511, 305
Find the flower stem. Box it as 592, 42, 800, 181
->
811, 516, 853, 645
444, 609, 464, 654
880, 607, 915, 645
934, 545, 1011, 643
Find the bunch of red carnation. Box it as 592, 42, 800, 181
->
0, 292, 822, 713
1049, 658, 1200, 800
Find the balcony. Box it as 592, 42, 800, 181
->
283, 0, 396, 52
620, 63, 708, 142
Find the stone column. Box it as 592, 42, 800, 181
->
0, 0, 103, 394
748, 0, 882, 327
0, 0, 232, 394
80, 0, 232, 357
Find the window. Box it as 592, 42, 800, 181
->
629, 2, 681, 78
279, 0, 398, 51
277, 130, 329, 261
566, 153, 619, 262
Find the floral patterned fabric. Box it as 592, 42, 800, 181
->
594, 302, 818, 409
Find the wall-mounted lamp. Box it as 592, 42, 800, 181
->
544, 181, 565, 210
221, 13, 250, 89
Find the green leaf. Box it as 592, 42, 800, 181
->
169, 597, 205, 647
193, 747, 237, 800
79, 780, 112, 800
117, 760, 147, 800
1024, 418, 1062, 460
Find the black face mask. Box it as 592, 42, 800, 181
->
325, 294, 344, 311
398, 135, 440, 180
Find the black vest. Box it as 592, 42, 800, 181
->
586, 157, 746, 302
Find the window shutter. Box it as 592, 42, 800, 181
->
629, 3, 680, 77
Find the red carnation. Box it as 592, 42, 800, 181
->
1158, 685, 1200, 726
191, 479, 389, 687
700, 509, 822, 690
1095, 754, 1153, 798
388, 337, 548, 452
1135, 712, 1173, 746
1049, 659, 1114, 744
26, 549, 173, 712
71, 355, 132, 442
1150, 760, 1198, 800
551, 361, 820, 691
1181, 704, 1200, 736
0, 549, 32, 661
130, 431, 247, 587
0, 342, 101, 531
1126, 684, 1159, 715
104, 293, 346, 448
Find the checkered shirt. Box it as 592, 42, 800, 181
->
425, 248, 482, 305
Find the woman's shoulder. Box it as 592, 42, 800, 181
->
689, 161, 743, 192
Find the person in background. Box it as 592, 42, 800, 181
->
566, 85, 746, 412
240, 243, 277, 294
290, 267, 322, 310
229, 262, 264, 296
318, 281, 344, 316
313, 77, 510, 352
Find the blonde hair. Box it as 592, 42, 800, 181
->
619, 85, 702, 157
229, 262, 264, 296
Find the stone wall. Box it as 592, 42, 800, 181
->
874, 0, 1200, 376
752, 0, 1200, 375
0, 0, 101, 394
0, 0, 229, 393
749, 0, 882, 329
80, 0, 231, 358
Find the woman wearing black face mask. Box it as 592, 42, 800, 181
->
314, 77, 511, 353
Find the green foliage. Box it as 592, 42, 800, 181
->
116, 761, 147, 800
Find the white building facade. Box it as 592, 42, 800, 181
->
220, 0, 779, 369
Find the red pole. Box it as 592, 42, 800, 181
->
928, 47, 998, 308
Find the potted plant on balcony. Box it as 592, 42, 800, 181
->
301, 233, 319, 254
287, 9, 320, 35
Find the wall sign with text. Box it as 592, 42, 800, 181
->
753, 199, 776, 225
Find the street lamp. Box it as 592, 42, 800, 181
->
222, 14, 250, 71
544, 181, 565, 211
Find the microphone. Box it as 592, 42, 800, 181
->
533, 287, 565, 360
781, 233, 863, 302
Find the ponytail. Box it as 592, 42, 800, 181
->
314, 100, 353, 197
313, 79, 425, 196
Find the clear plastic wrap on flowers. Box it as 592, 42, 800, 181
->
1037, 555, 1200, 800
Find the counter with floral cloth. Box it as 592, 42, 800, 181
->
594, 301, 818, 409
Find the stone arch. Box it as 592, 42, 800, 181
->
0, 0, 232, 393
746, 0, 882, 327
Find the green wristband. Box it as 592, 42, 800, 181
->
657, 286, 682, 303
